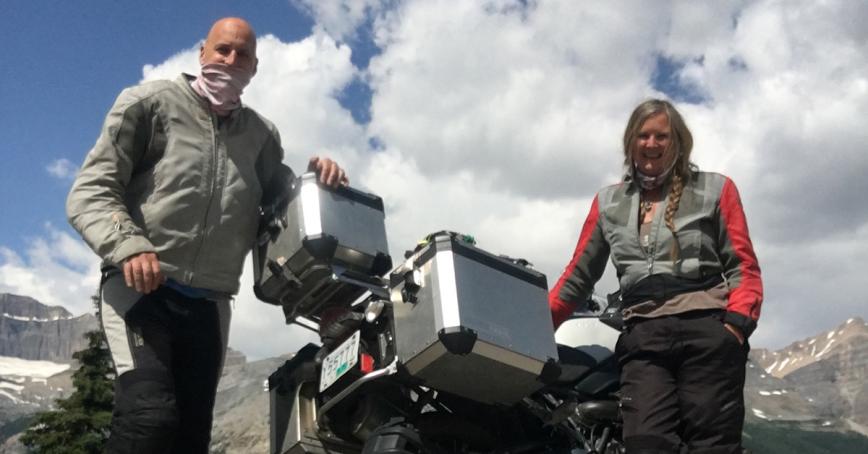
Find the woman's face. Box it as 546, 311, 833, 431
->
631, 112, 675, 177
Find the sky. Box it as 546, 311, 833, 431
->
2, 0, 867, 360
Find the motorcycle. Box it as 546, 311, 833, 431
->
254, 174, 624, 454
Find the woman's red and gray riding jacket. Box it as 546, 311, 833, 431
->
549, 171, 763, 337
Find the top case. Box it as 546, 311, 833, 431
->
253, 172, 392, 322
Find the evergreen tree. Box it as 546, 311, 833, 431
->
21, 330, 115, 453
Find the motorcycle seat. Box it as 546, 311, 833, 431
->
575, 400, 621, 425
555, 344, 598, 383
555, 344, 621, 398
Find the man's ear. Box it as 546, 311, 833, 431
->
253, 57, 259, 76
199, 45, 206, 65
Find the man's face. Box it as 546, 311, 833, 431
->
199, 18, 258, 75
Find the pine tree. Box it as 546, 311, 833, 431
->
21, 330, 116, 453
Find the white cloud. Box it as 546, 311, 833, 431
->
0, 225, 100, 315
45, 158, 78, 180
141, 46, 199, 80
748, 223, 868, 349
244, 32, 368, 173
367, 1, 654, 199
292, 0, 391, 42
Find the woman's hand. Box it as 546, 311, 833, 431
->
724, 323, 745, 345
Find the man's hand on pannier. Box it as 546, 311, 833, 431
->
308, 156, 349, 188
724, 323, 745, 345
123, 252, 164, 294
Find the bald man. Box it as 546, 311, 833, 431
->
67, 17, 347, 453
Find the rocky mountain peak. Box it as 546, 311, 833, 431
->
752, 317, 867, 378
0, 293, 97, 362
0, 293, 73, 321
747, 316, 868, 436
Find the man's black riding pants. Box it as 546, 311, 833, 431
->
99, 269, 231, 454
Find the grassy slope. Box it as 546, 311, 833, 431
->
743, 420, 868, 454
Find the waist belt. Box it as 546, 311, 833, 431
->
619, 273, 725, 310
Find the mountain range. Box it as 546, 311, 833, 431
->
747, 316, 868, 435
1, 292, 866, 453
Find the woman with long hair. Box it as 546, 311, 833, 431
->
550, 99, 762, 453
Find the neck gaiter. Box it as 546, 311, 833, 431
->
192, 63, 253, 116
634, 155, 678, 190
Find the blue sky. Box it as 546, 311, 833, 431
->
2, 0, 867, 358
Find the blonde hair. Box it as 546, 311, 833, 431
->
623, 99, 695, 260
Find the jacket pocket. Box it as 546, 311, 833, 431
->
673, 229, 701, 278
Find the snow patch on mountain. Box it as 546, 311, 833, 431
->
2, 312, 72, 322
0, 356, 70, 378
752, 408, 769, 420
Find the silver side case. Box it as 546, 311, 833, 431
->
253, 172, 391, 322
390, 234, 559, 405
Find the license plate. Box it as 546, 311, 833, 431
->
319, 330, 361, 392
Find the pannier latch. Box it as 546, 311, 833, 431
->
400, 268, 422, 304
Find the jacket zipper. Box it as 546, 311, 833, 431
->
636, 193, 660, 274
187, 113, 221, 285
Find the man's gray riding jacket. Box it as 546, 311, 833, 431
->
67, 74, 287, 294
